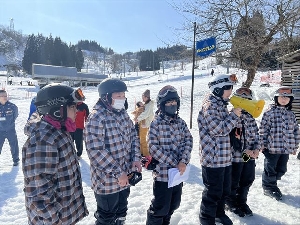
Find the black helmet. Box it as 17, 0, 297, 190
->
35, 83, 84, 120
157, 85, 180, 112
98, 78, 127, 97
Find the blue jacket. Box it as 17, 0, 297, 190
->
28, 97, 37, 120
0, 101, 18, 131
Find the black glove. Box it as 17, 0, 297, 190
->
127, 171, 142, 186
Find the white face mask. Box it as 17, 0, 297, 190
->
112, 98, 126, 110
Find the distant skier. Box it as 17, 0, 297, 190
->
211, 69, 214, 76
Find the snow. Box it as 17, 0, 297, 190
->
0, 60, 299, 225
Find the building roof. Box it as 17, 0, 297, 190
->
278, 49, 300, 64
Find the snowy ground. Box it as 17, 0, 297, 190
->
0, 61, 299, 225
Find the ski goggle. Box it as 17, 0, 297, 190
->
277, 88, 293, 95
158, 85, 177, 98
71, 88, 85, 102
223, 85, 233, 90
235, 87, 253, 99
209, 74, 238, 87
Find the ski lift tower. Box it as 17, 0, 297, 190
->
10, 18, 14, 31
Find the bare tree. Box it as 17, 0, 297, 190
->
174, 0, 300, 87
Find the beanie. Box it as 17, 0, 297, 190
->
143, 89, 150, 98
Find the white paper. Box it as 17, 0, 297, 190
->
168, 164, 191, 188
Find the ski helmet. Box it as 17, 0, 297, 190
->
233, 87, 253, 100
157, 85, 180, 112
35, 83, 84, 120
273, 86, 294, 109
208, 74, 238, 97
98, 78, 127, 97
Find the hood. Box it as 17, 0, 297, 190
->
24, 112, 41, 136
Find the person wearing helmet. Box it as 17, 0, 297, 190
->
146, 85, 193, 225
225, 87, 261, 217
198, 74, 241, 225
0, 90, 19, 166
22, 83, 89, 225
84, 78, 142, 225
259, 86, 300, 201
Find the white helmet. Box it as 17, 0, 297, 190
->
208, 74, 238, 97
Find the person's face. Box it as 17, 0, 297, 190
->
67, 104, 77, 122
222, 87, 233, 100
278, 96, 290, 106
142, 95, 148, 102
165, 99, 177, 106
111, 92, 126, 104
0, 92, 8, 105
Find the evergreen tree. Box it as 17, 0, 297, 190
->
22, 34, 37, 74
76, 48, 84, 71
44, 35, 54, 64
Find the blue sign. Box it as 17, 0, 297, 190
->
196, 37, 216, 57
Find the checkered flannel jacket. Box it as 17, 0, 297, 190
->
232, 111, 261, 163
259, 105, 300, 154
198, 94, 239, 168
22, 119, 88, 225
84, 100, 141, 194
148, 113, 193, 182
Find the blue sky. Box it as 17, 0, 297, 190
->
0, 0, 188, 53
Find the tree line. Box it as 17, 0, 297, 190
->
22, 34, 85, 74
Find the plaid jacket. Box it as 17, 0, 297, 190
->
198, 94, 239, 167
84, 100, 141, 194
22, 118, 88, 225
259, 105, 300, 154
148, 114, 193, 182
232, 111, 261, 163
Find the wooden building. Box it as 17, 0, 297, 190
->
278, 49, 300, 123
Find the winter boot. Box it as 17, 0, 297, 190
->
239, 204, 253, 216
115, 217, 126, 225
225, 204, 245, 217
263, 189, 282, 201
297, 152, 300, 160
215, 214, 233, 225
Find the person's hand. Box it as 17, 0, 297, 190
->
132, 161, 142, 172
118, 172, 129, 187
244, 150, 253, 158
177, 162, 186, 175
252, 149, 260, 158
233, 108, 242, 117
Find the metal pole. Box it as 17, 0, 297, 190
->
104, 53, 106, 76
123, 54, 125, 78
153, 51, 155, 74
190, 22, 197, 129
